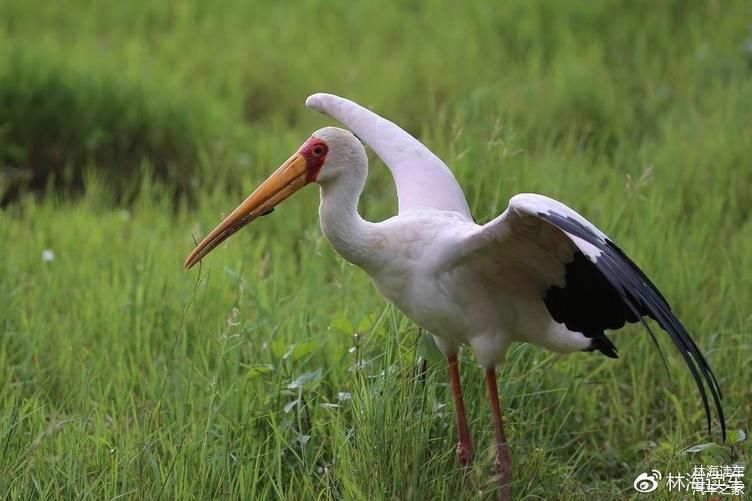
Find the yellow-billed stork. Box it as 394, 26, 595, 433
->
184, 93, 726, 500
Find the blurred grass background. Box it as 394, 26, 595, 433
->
1, 0, 750, 499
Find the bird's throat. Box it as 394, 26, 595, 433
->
318, 175, 374, 269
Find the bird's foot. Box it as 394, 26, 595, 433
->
493, 443, 512, 500
456, 441, 474, 468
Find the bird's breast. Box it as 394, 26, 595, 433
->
368, 260, 510, 347
353, 210, 518, 343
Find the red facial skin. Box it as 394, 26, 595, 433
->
299, 138, 329, 183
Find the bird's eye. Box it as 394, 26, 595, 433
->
312, 145, 325, 156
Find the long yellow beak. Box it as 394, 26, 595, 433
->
184, 152, 309, 270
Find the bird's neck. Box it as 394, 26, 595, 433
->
318, 173, 374, 269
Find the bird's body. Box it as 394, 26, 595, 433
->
311, 123, 596, 368
184, 93, 726, 500
321, 202, 590, 368
349, 209, 520, 363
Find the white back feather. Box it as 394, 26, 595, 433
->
306, 93, 472, 218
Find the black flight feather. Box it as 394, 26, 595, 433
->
537, 211, 726, 441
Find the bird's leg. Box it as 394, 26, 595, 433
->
485, 368, 512, 500
447, 354, 473, 467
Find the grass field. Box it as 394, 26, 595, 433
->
1, 1, 751, 499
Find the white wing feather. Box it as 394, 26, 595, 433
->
445, 193, 587, 296
306, 93, 472, 218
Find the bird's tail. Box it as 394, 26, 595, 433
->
586, 335, 619, 359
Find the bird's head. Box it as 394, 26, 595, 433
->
183, 126, 364, 270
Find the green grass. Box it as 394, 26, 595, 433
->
1, 0, 751, 499
0, 46, 211, 204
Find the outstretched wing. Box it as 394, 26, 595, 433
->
451, 192, 725, 439
306, 93, 472, 218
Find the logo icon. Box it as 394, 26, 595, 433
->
633, 470, 662, 493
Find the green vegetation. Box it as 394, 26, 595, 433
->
0, 46, 210, 204
1, 0, 750, 499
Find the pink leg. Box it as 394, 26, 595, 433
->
486, 368, 512, 500
447, 354, 474, 467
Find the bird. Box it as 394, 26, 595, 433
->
184, 93, 726, 500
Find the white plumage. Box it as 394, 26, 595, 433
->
185, 93, 726, 499
306, 94, 472, 217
